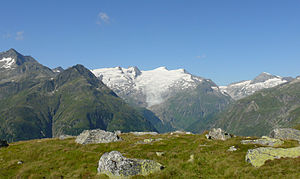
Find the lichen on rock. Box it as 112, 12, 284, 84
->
245, 146, 300, 167
270, 128, 300, 143
97, 151, 164, 178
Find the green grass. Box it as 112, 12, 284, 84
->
0, 133, 300, 178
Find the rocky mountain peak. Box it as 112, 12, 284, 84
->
0, 49, 37, 69
250, 72, 279, 84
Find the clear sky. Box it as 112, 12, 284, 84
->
1, 0, 300, 85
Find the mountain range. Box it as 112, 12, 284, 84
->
0, 49, 156, 142
220, 72, 293, 100
0, 48, 299, 142
92, 66, 232, 132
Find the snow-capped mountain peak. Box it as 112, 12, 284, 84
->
91, 66, 205, 107
220, 72, 291, 100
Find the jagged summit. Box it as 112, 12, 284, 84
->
250, 72, 279, 84
0, 49, 37, 69
0, 49, 54, 83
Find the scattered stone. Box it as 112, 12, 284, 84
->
205, 128, 232, 141
97, 151, 164, 177
170, 131, 192, 135
269, 128, 300, 142
136, 138, 163, 144
245, 146, 300, 167
156, 152, 165, 157
58, 135, 75, 140
228, 146, 237, 152
241, 136, 283, 147
17, 161, 23, 165
130, 132, 158, 136
187, 154, 194, 162
75, 129, 122, 144
0, 139, 9, 148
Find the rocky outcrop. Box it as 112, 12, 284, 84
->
0, 139, 9, 148
245, 146, 300, 167
97, 151, 164, 177
270, 128, 300, 142
205, 128, 231, 141
75, 129, 121, 144
241, 136, 283, 147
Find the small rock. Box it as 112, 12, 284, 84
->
0, 139, 9, 148
97, 151, 164, 177
75, 129, 121, 144
245, 146, 300, 167
269, 128, 300, 142
156, 152, 165, 157
130, 132, 158, 136
136, 138, 163, 144
205, 128, 232, 141
187, 154, 194, 162
228, 146, 237, 152
241, 136, 283, 147
170, 131, 185, 135
58, 135, 74, 140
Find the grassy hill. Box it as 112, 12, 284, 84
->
0, 133, 299, 178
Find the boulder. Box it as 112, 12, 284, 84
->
75, 129, 121, 144
205, 128, 231, 141
0, 139, 9, 148
245, 146, 300, 167
97, 151, 164, 177
270, 128, 300, 142
241, 136, 283, 147
130, 132, 158, 136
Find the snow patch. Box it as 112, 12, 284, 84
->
0, 57, 15, 69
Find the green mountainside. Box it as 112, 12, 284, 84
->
0, 50, 156, 142
150, 80, 233, 132
214, 78, 300, 136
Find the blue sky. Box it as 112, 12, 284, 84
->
1, 0, 300, 85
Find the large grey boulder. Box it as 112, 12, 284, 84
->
97, 151, 164, 177
75, 129, 121, 144
269, 128, 300, 142
205, 128, 231, 141
0, 139, 8, 148
241, 136, 283, 147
